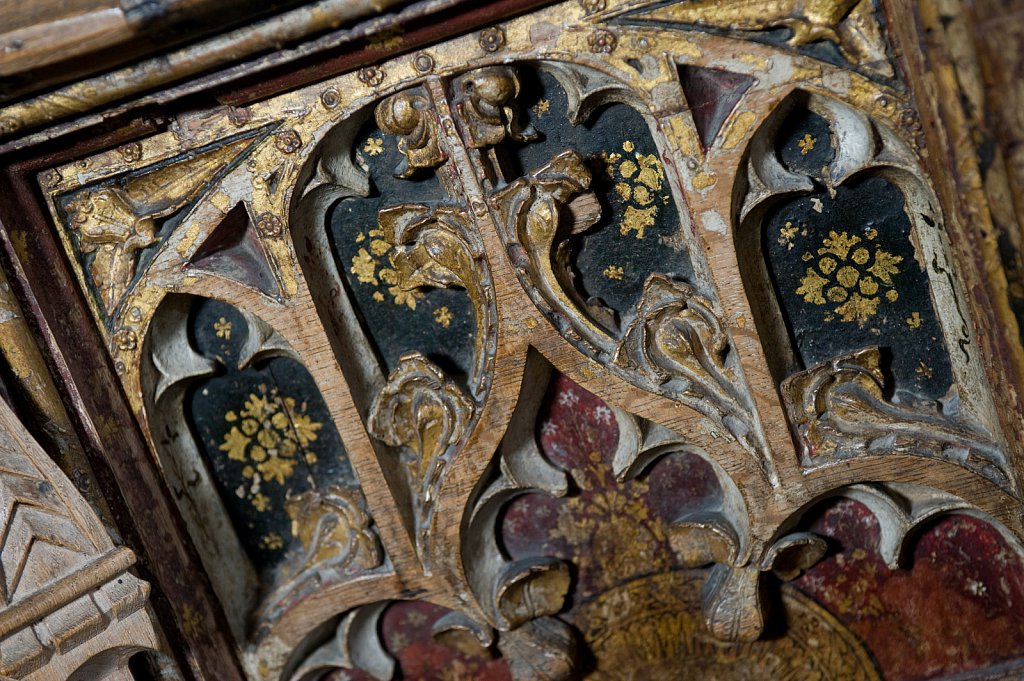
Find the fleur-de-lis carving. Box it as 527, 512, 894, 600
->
614, 274, 764, 457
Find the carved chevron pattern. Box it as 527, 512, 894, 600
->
0, 436, 96, 606
0, 400, 157, 676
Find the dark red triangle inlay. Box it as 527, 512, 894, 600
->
678, 65, 754, 151
190, 203, 280, 298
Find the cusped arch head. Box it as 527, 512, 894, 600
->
773, 482, 1024, 572
733, 89, 999, 432
140, 294, 372, 642
613, 420, 752, 562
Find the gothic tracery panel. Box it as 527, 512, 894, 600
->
5, 0, 1022, 679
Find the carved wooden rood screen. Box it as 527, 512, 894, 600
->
1, 0, 1024, 679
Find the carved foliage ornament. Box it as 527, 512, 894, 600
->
782, 347, 1007, 485
26, 3, 1023, 680
613, 274, 764, 459
616, 0, 894, 79
369, 351, 474, 559
376, 88, 446, 178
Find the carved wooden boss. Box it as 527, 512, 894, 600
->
3, 0, 1023, 679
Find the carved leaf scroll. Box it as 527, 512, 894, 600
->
619, 0, 893, 79
606, 405, 819, 643
670, 526, 826, 642
451, 66, 537, 149
490, 150, 604, 351
59, 132, 263, 321
289, 602, 394, 681
432, 611, 578, 681
368, 352, 474, 556
781, 347, 1009, 486
614, 274, 765, 459
284, 484, 382, 577
377, 203, 493, 390
376, 88, 446, 178
464, 358, 572, 634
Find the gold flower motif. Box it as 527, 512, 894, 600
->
603, 265, 624, 280
291, 413, 321, 447
214, 317, 232, 339
778, 221, 800, 249
547, 451, 669, 596
433, 306, 453, 328
796, 229, 903, 326
798, 133, 817, 155
363, 138, 384, 156
588, 29, 617, 54
260, 532, 284, 550
274, 130, 302, 154
603, 140, 668, 240
220, 427, 250, 462
389, 286, 423, 310
349, 228, 424, 309
252, 493, 270, 512
217, 384, 323, 505
478, 27, 506, 53
357, 66, 386, 87
260, 455, 295, 485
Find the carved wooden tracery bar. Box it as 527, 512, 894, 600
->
0, 0, 1023, 679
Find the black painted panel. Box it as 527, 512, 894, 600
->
500, 68, 695, 331
765, 175, 954, 403
327, 113, 477, 383
186, 298, 359, 573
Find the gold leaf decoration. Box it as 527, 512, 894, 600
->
368, 352, 474, 556
600, 141, 669, 240
795, 229, 902, 326
614, 274, 765, 458
780, 347, 1007, 486
285, 485, 382, 574
217, 384, 322, 501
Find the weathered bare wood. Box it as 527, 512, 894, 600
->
0, 394, 157, 678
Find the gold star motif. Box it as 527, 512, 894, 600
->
798, 133, 817, 155
433, 306, 453, 328
363, 137, 384, 156
603, 265, 624, 280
